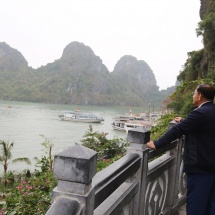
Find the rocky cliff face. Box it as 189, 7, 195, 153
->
61, 42, 109, 75
175, 0, 215, 93
111, 55, 161, 106
200, 0, 215, 19
0, 42, 28, 72
113, 55, 157, 86
199, 0, 215, 76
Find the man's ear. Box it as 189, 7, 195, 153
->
199, 93, 203, 100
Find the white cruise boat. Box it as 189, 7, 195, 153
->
112, 112, 145, 131
59, 111, 104, 123
112, 111, 161, 132
124, 121, 153, 133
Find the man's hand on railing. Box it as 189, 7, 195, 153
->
147, 140, 157, 150
174, 117, 182, 123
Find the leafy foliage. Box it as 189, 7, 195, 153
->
0, 140, 31, 194
5, 171, 57, 215
150, 113, 178, 140
177, 50, 205, 83
1, 137, 57, 214
167, 79, 215, 115
196, 12, 215, 59
171, 11, 215, 116
81, 125, 128, 171
34, 135, 55, 172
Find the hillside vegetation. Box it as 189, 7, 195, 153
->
167, 0, 215, 115
0, 41, 175, 108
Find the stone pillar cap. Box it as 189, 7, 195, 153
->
54, 144, 97, 183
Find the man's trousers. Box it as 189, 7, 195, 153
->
186, 173, 215, 215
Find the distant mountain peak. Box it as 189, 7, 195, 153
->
0, 42, 28, 71
62, 41, 96, 59
112, 55, 156, 85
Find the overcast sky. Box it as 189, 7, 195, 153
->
1, 0, 203, 90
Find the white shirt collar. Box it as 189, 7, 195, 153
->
198, 101, 211, 108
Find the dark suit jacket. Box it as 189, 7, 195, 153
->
154, 102, 215, 173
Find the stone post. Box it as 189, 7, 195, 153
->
127, 127, 150, 150
126, 127, 150, 215
51, 144, 97, 215
168, 121, 187, 212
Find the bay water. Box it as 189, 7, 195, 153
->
0, 100, 145, 174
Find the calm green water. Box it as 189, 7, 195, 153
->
0, 100, 145, 174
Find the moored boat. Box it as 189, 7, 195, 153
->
124, 121, 153, 133
112, 111, 161, 132
59, 111, 104, 123
111, 112, 145, 131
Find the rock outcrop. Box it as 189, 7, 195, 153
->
200, 0, 215, 19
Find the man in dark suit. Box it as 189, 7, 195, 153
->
147, 84, 215, 215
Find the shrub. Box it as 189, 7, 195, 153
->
5, 171, 57, 215
81, 125, 128, 171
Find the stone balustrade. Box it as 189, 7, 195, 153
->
46, 121, 186, 215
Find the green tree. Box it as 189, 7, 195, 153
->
167, 79, 215, 115
196, 12, 215, 58
4, 136, 57, 214
81, 125, 128, 171
34, 135, 55, 172
0, 140, 31, 195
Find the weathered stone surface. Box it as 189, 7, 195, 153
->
46, 196, 82, 215
127, 127, 150, 145
57, 180, 91, 195
168, 120, 177, 129
52, 186, 95, 215
54, 144, 97, 184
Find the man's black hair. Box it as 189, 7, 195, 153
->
197, 84, 215, 101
